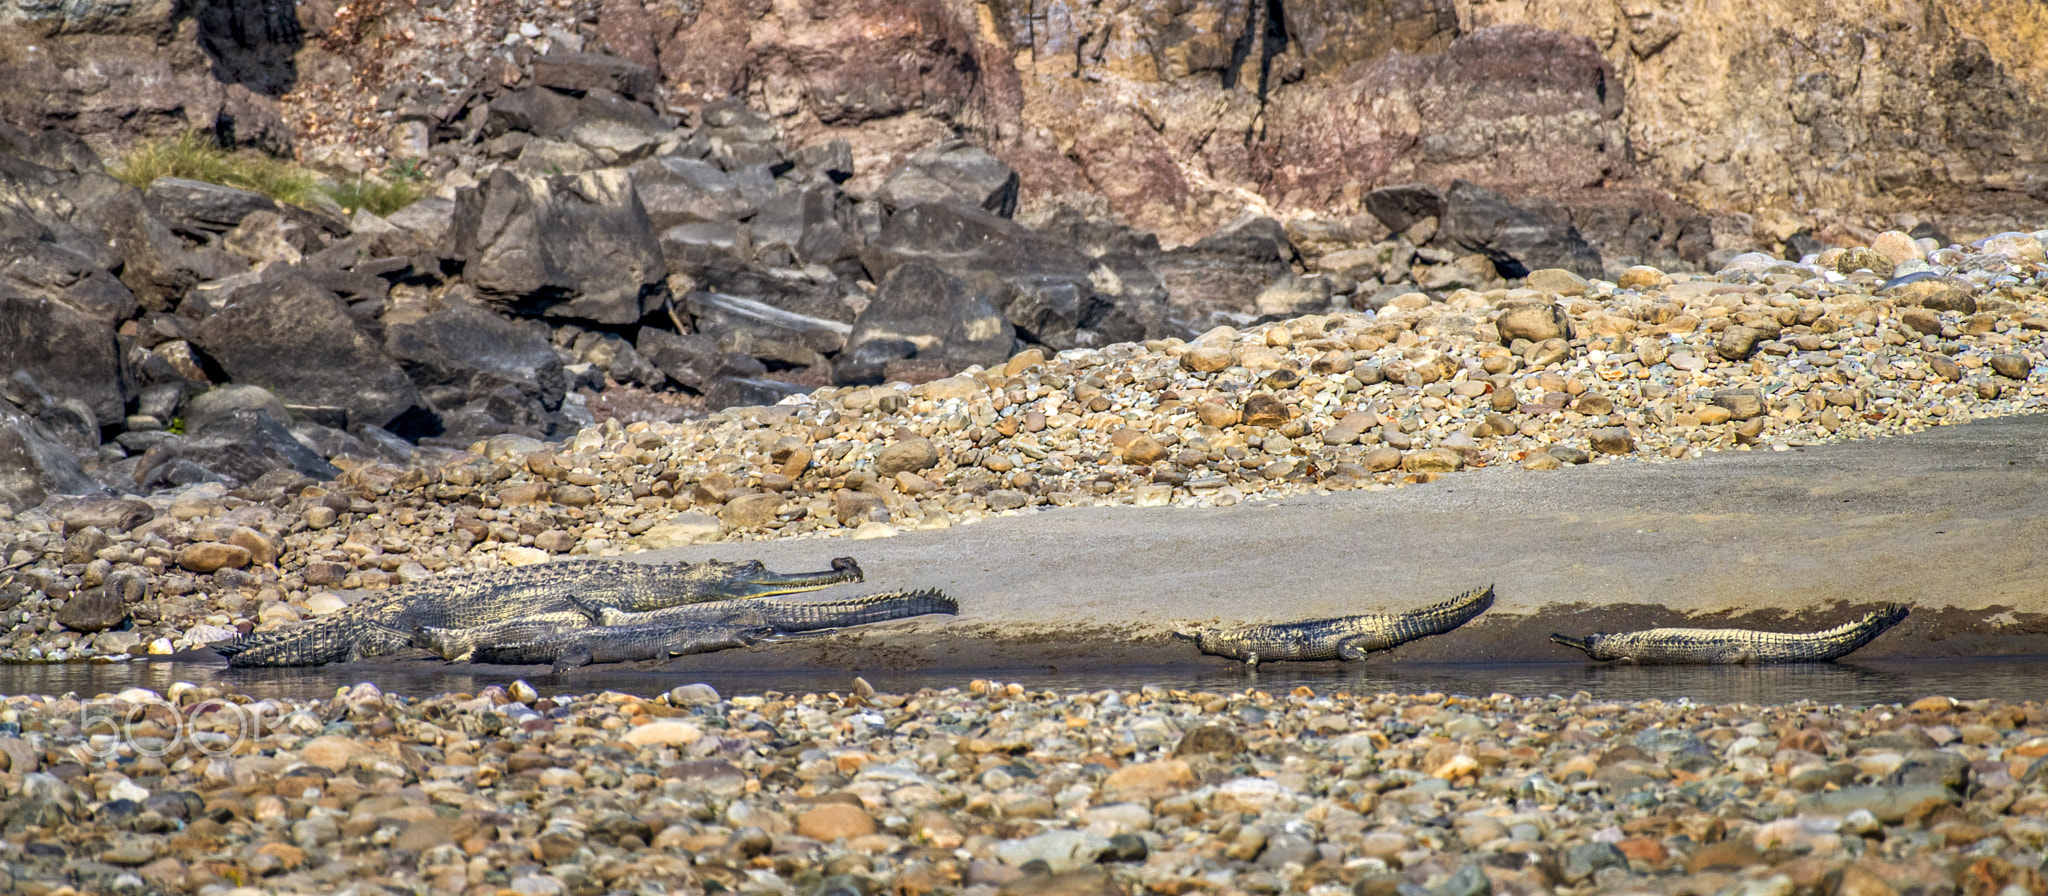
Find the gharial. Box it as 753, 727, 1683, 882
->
417, 588, 959, 672
1177, 585, 1495, 669
211, 557, 863, 667
1548, 604, 1909, 664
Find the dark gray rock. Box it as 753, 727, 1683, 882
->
1152, 215, 1299, 322
705, 376, 811, 410
194, 275, 419, 428
56, 583, 127, 633
533, 51, 660, 104
1032, 210, 1173, 342
791, 139, 854, 185
637, 328, 722, 392
749, 187, 859, 268
1432, 864, 1492, 896
0, 370, 98, 458
839, 261, 1014, 385
366, 196, 457, 260
632, 157, 756, 229
1365, 183, 1447, 236
287, 421, 374, 461
437, 383, 562, 442
485, 86, 665, 141
95, 189, 246, 313
134, 409, 340, 488
0, 239, 139, 427
181, 384, 291, 437
570, 330, 664, 388
877, 141, 1020, 218
1557, 843, 1625, 885
864, 202, 1115, 350
1887, 750, 1971, 791
381, 284, 566, 421
485, 86, 583, 140
45, 495, 154, 534
0, 395, 104, 511
140, 177, 341, 241
659, 221, 752, 274
684, 290, 851, 356
452, 168, 667, 325
1439, 179, 1603, 279
695, 104, 785, 172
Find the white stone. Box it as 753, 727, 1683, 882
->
499, 546, 550, 566
620, 720, 705, 747
302, 593, 350, 616
638, 512, 723, 547
850, 521, 899, 540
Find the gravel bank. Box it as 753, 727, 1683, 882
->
3, 236, 2048, 663
2, 682, 2045, 896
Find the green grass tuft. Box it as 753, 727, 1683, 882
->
322, 169, 427, 217
112, 132, 322, 209
112, 132, 428, 217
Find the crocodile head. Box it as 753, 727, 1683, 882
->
696, 556, 864, 598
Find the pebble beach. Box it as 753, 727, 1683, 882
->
5, 234, 2048, 661
1, 236, 2047, 893
3, 681, 2046, 896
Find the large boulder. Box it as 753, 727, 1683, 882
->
1365, 183, 1447, 236
83, 182, 246, 312
133, 408, 340, 490
1439, 180, 1604, 279
839, 261, 1016, 384
0, 395, 103, 511
484, 84, 668, 141
533, 51, 662, 104
143, 178, 345, 246
636, 328, 723, 392
451, 168, 668, 325
683, 290, 851, 356
0, 0, 284, 150
863, 202, 1121, 350
749, 186, 861, 268
1032, 209, 1173, 343
144, 178, 279, 238
632, 156, 758, 230
1151, 216, 1298, 322
2, 130, 232, 313
877, 141, 1020, 218
194, 274, 419, 428
382, 285, 566, 419
0, 238, 137, 427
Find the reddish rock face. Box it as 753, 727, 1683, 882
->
625, 0, 1001, 125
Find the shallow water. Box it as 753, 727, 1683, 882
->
2, 655, 2044, 705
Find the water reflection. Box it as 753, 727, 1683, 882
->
3, 656, 2043, 705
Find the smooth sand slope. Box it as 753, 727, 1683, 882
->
621, 413, 2048, 670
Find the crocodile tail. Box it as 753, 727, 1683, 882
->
1396, 584, 1496, 640
768, 588, 957, 632
1802, 603, 1911, 661
215, 617, 364, 667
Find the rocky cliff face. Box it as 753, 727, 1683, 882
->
6, 0, 2048, 513
7, 0, 2044, 251
1461, 0, 2048, 244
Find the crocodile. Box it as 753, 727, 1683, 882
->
1176, 585, 1495, 669
424, 588, 958, 671
212, 556, 863, 667
1548, 604, 1909, 664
